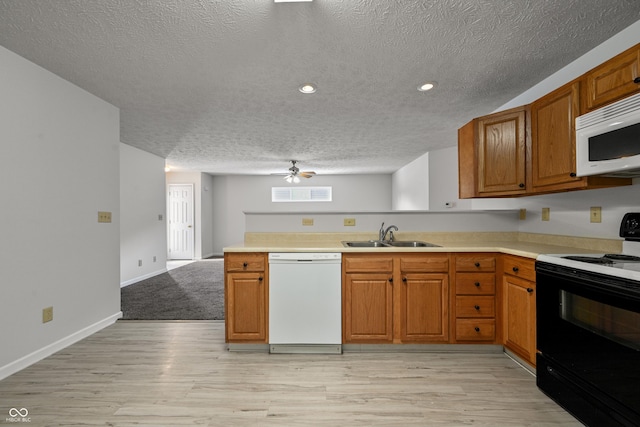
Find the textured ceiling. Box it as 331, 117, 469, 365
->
1, 1, 639, 175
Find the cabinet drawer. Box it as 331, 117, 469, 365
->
456, 296, 495, 318
456, 319, 496, 341
502, 255, 536, 282
225, 253, 265, 272
456, 256, 496, 272
344, 256, 393, 273
400, 255, 449, 273
455, 273, 496, 295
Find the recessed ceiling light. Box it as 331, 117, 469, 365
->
299, 83, 317, 94
418, 82, 436, 92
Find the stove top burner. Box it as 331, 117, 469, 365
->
562, 255, 614, 264
604, 254, 640, 262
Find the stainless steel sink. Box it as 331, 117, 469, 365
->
341, 240, 440, 248
388, 241, 440, 247
341, 240, 391, 247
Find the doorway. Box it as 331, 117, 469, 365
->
168, 184, 194, 260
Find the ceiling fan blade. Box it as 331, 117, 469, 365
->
299, 171, 316, 178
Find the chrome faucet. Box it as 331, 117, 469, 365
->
379, 222, 399, 242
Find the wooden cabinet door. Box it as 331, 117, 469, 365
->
477, 109, 527, 196
399, 273, 449, 343
583, 44, 640, 111
226, 272, 266, 342
503, 274, 536, 365
344, 273, 393, 343
531, 81, 581, 190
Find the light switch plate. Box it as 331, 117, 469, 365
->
302, 218, 314, 226
590, 207, 602, 223
98, 211, 112, 223
541, 207, 550, 221
519, 209, 527, 220
344, 218, 356, 226
42, 306, 53, 323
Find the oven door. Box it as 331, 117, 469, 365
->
536, 261, 640, 427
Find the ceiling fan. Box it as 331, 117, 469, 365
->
275, 160, 316, 183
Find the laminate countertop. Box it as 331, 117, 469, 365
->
224, 232, 622, 259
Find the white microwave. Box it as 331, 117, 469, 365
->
576, 91, 640, 178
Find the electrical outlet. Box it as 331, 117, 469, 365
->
541, 207, 550, 221
98, 211, 112, 223
42, 307, 53, 323
519, 209, 527, 220
138, 259, 142, 267
153, 256, 157, 262
590, 206, 602, 223
344, 218, 356, 226
302, 218, 314, 226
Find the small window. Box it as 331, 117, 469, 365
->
272, 186, 332, 202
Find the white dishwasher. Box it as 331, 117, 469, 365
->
268, 252, 342, 354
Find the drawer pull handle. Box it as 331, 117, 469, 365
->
474, 262, 480, 267
474, 305, 480, 310
474, 282, 480, 287
474, 327, 480, 332
518, 183, 525, 188
527, 287, 534, 293
512, 266, 519, 272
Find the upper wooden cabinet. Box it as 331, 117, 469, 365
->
459, 44, 639, 199
582, 43, 640, 112
458, 106, 528, 198
531, 80, 631, 193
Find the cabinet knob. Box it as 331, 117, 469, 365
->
527, 287, 534, 293
389, 277, 393, 283
634, 77, 640, 84
569, 172, 577, 178
474, 305, 480, 310
518, 183, 525, 188
258, 276, 263, 282
402, 277, 407, 282
474, 327, 480, 332
243, 262, 248, 268
474, 262, 480, 267
474, 282, 481, 287
512, 266, 519, 272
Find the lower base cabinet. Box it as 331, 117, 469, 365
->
502, 255, 537, 366
224, 253, 268, 343
343, 254, 449, 344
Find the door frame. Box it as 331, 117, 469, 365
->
167, 183, 195, 260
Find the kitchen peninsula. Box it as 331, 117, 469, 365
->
224, 230, 621, 369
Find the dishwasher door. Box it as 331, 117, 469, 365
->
268, 253, 342, 354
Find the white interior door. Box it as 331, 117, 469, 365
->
168, 184, 194, 260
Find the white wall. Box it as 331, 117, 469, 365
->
392, 153, 429, 210
213, 174, 392, 250
429, 146, 473, 211
120, 143, 167, 286
0, 46, 121, 379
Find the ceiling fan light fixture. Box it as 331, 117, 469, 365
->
418, 81, 436, 92
299, 83, 317, 94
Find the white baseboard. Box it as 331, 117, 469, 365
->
120, 268, 167, 288
0, 311, 122, 381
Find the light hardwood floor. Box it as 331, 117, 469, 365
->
0, 321, 581, 426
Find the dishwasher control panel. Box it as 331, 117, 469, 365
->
269, 252, 342, 262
